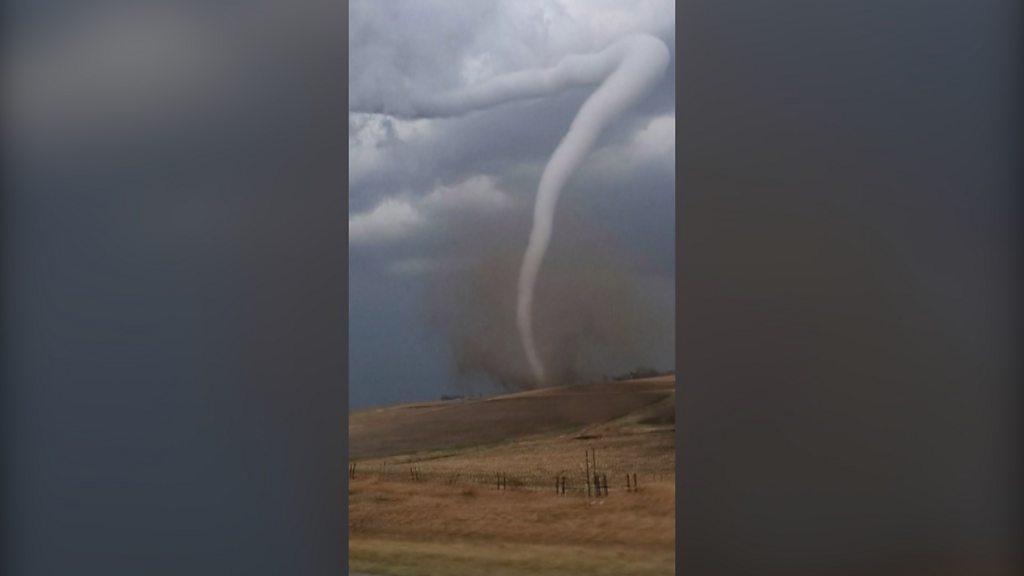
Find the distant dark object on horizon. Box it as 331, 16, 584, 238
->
440, 394, 471, 401
612, 367, 673, 381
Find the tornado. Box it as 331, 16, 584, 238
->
355, 34, 670, 385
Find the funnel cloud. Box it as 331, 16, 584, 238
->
354, 34, 670, 384
349, 0, 675, 405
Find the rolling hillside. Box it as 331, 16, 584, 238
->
349, 376, 675, 460
348, 375, 676, 576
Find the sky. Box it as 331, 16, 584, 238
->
348, 0, 677, 408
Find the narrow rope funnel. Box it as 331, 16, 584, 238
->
353, 34, 670, 385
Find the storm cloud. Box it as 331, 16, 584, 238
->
349, 0, 676, 405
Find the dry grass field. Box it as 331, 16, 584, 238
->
348, 376, 676, 576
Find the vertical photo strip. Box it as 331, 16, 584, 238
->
348, 2, 676, 575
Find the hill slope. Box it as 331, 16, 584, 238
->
349, 376, 675, 460
348, 375, 676, 576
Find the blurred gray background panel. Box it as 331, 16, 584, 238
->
679, 1, 1022, 574
1, 1, 347, 574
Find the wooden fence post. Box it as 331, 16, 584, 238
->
585, 451, 591, 498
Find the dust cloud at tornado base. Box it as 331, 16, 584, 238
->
423, 214, 672, 393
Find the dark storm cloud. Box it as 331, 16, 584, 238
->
348, 0, 675, 221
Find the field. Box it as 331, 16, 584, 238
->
348, 376, 676, 576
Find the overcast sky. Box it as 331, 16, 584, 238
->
348, 0, 676, 408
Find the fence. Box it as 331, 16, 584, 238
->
349, 448, 658, 497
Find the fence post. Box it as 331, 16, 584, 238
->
585, 451, 591, 498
